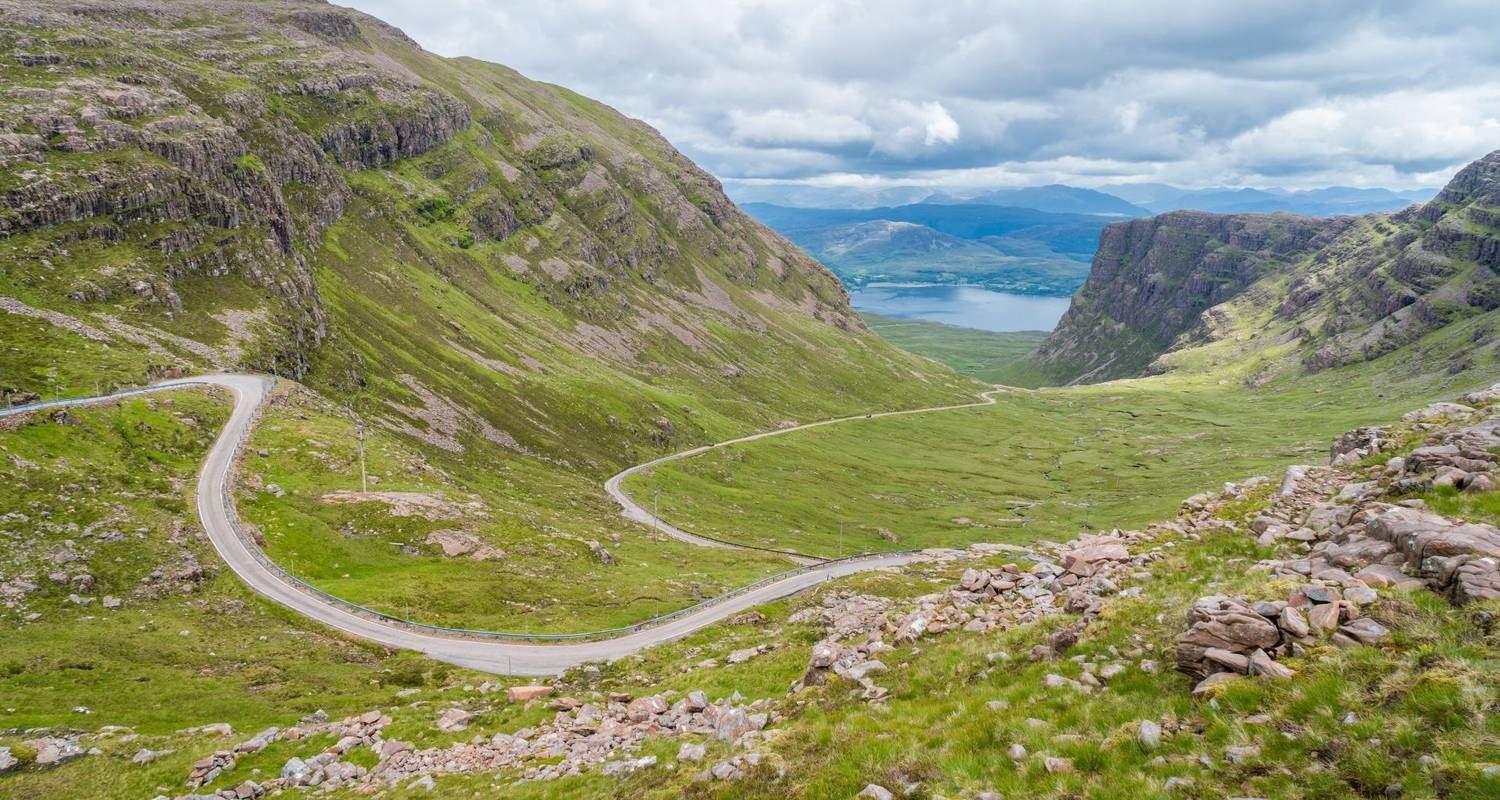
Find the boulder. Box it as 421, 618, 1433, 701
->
1062, 536, 1129, 576
1137, 720, 1162, 751
1176, 597, 1282, 680
1340, 618, 1390, 645
1460, 382, 1500, 406
1401, 402, 1473, 422
1368, 508, 1500, 559
435, 707, 474, 732
1246, 648, 1294, 679
507, 685, 555, 703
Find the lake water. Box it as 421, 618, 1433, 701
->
847, 283, 1071, 332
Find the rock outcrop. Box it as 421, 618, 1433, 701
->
1031, 149, 1500, 385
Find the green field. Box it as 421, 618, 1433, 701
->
862, 313, 1052, 386
622, 363, 1496, 559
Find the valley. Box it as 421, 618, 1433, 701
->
2, 1, 1499, 799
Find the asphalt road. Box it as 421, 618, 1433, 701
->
2, 375, 1001, 675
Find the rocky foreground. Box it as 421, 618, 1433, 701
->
5, 383, 1500, 797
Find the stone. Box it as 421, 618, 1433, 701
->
1137, 720, 1162, 751
1203, 648, 1250, 674
507, 685, 555, 703
1344, 587, 1378, 606
1247, 649, 1294, 679
1299, 584, 1338, 604
407, 774, 436, 791
1062, 536, 1130, 576
1340, 618, 1390, 645
1191, 672, 1240, 696
436, 707, 474, 732
1043, 756, 1074, 774
1008, 743, 1028, 761
858, 785, 894, 800
726, 647, 761, 664
1465, 474, 1497, 493
677, 742, 706, 762
1402, 402, 1473, 422
1307, 602, 1341, 633
1176, 596, 1282, 680
0, 747, 15, 773
1278, 606, 1310, 638
280, 756, 311, 783
1225, 745, 1262, 764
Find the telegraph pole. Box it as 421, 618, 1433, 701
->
356, 419, 368, 493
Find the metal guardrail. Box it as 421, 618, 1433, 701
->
4, 377, 918, 642
0, 380, 212, 419
207, 378, 916, 642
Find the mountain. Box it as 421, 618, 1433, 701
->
722, 182, 937, 209
944, 184, 1150, 217
1032, 150, 1500, 384
776, 219, 1092, 294
0, 0, 972, 468
743, 202, 1110, 295
1107, 183, 1434, 216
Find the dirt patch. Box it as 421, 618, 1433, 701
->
382, 375, 532, 455
424, 529, 504, 560
444, 337, 524, 377
212, 307, 269, 364
320, 491, 486, 521
0, 296, 110, 341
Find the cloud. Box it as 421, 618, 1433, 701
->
871, 101, 960, 156
343, 0, 1500, 191
728, 109, 873, 146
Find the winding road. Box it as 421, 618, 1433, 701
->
1, 374, 1002, 675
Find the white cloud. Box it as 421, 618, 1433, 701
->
728, 109, 873, 146
343, 0, 1500, 191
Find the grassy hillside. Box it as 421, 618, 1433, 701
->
1033, 151, 1500, 386
863, 314, 1051, 386
0, 0, 976, 630
622, 357, 1498, 559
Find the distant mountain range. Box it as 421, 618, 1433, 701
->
727, 180, 1435, 216
1104, 184, 1435, 216
738, 181, 1436, 299
742, 202, 1107, 296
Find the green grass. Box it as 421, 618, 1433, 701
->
863, 313, 1053, 387
239, 383, 798, 632
622, 366, 1486, 559
0, 393, 492, 738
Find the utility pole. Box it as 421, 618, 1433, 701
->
355, 419, 368, 493
652, 487, 661, 532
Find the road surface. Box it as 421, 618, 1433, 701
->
1, 375, 1002, 675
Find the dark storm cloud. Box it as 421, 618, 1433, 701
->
341, 0, 1500, 190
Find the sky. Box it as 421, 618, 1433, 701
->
342, 0, 1500, 193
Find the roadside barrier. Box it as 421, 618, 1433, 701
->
3, 378, 918, 643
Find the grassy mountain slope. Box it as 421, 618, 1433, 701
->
1031, 151, 1500, 386
0, 0, 977, 628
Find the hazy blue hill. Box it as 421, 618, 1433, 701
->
1108, 183, 1434, 215
949, 184, 1150, 216
742, 202, 1106, 294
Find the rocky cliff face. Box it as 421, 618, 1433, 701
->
1033, 150, 1500, 385
0, 0, 967, 470
1033, 211, 1351, 383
